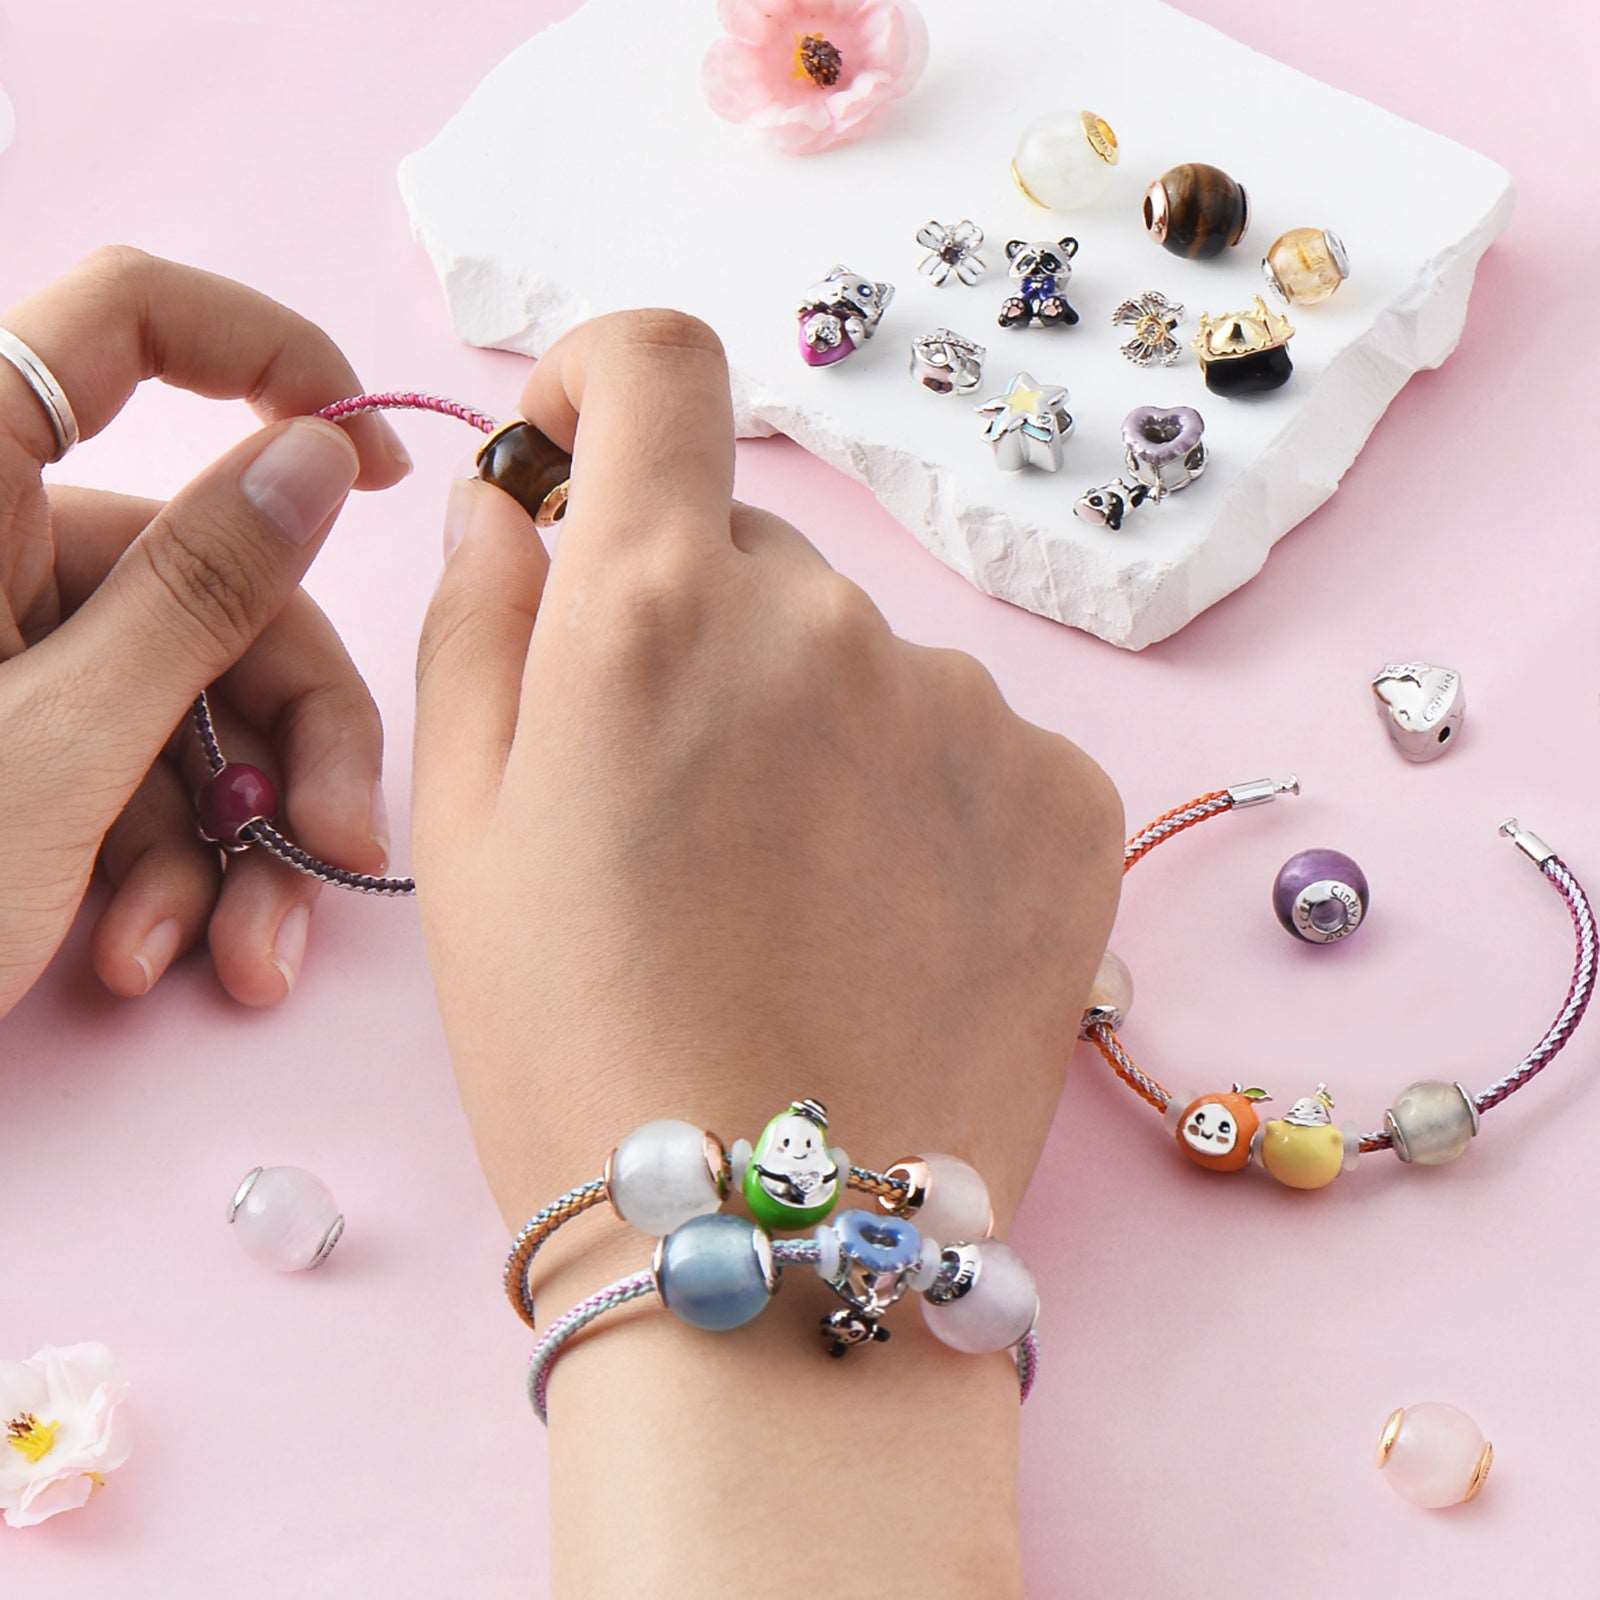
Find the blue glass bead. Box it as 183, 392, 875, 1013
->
833, 1209, 921, 1275
655, 1213, 775, 1332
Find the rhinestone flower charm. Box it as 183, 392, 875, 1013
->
916, 219, 987, 287
1111, 290, 1184, 367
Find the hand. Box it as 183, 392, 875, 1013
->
412, 310, 1123, 1597
0, 248, 412, 1018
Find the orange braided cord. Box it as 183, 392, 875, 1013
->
504, 1179, 609, 1331
1122, 789, 1232, 871
847, 1169, 905, 1202
1086, 1022, 1174, 1112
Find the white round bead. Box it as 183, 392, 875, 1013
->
729, 1137, 752, 1186
1012, 111, 1118, 211
813, 1223, 841, 1281
908, 1234, 944, 1293
1380, 1403, 1491, 1508
229, 1166, 343, 1272
1085, 948, 1134, 1028
608, 1119, 721, 1236
915, 1153, 993, 1243
921, 1240, 1038, 1354
1385, 1081, 1479, 1165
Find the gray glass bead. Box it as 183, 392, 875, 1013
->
1384, 1080, 1479, 1165
654, 1213, 775, 1332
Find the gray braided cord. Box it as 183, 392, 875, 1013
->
525, 1236, 1037, 1423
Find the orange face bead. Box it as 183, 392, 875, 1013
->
1175, 1086, 1271, 1173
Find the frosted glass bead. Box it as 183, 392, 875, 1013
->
1084, 948, 1133, 1029
1384, 1081, 1478, 1166
729, 1138, 752, 1187
1011, 111, 1119, 211
921, 1241, 1038, 1354
914, 1153, 993, 1243
608, 1118, 722, 1236
908, 1234, 944, 1293
1379, 1403, 1492, 1508
228, 1166, 343, 1271
655, 1214, 774, 1332
813, 1222, 841, 1282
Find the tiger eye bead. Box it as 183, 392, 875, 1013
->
475, 420, 572, 526
1263, 227, 1349, 306
1143, 164, 1249, 260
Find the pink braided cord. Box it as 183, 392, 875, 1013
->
315, 390, 499, 435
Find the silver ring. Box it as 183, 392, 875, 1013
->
0, 327, 79, 463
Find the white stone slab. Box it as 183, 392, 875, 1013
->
399, 0, 1511, 649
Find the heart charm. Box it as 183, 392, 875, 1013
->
1371, 663, 1465, 762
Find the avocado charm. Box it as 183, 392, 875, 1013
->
1260, 1084, 1346, 1190
743, 1098, 844, 1230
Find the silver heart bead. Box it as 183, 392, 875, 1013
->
1371, 663, 1465, 762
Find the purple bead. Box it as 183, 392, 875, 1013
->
196, 763, 278, 844
798, 312, 855, 367
1122, 405, 1205, 467
1273, 848, 1369, 944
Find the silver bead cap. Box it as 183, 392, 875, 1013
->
925, 1241, 983, 1306
227, 1166, 264, 1225
310, 1214, 345, 1269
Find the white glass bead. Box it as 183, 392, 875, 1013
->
914, 1153, 993, 1243
829, 1146, 850, 1189
607, 1119, 722, 1236
1341, 1122, 1363, 1168
1085, 948, 1134, 1029
1379, 1403, 1492, 1508
229, 1166, 343, 1272
813, 1222, 841, 1281
1011, 110, 1119, 211
1385, 1080, 1478, 1165
729, 1137, 752, 1186
908, 1234, 944, 1293
921, 1241, 1039, 1354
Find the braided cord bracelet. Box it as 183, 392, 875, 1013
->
189, 392, 572, 891
525, 1240, 1041, 1425
1082, 779, 1597, 1185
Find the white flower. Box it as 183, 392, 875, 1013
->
0, 1344, 131, 1528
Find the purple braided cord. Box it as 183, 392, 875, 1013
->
188, 391, 502, 896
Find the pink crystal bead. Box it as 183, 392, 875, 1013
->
228, 1166, 344, 1271
196, 762, 278, 843
1378, 1402, 1492, 1508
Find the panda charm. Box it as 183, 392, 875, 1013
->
998, 237, 1080, 330
742, 1098, 845, 1229
797, 266, 894, 368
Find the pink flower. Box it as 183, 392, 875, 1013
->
703, 0, 929, 156
0, 1345, 131, 1528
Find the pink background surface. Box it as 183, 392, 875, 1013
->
2, 3, 1597, 1594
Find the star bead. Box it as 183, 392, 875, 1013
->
975, 372, 1073, 472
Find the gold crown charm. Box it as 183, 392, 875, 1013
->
1192, 295, 1294, 360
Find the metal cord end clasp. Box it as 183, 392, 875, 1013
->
1227, 775, 1301, 809
1499, 818, 1555, 867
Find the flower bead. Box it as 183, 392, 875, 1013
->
702, 0, 930, 156
0, 1344, 131, 1528
916, 220, 987, 287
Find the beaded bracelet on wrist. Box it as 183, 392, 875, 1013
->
189, 393, 572, 890
525, 1229, 1041, 1425
504, 1097, 995, 1331
511, 1098, 1039, 1419
1081, 779, 1596, 1187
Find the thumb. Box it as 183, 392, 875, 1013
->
42, 416, 358, 773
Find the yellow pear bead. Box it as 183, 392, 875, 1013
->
1260, 1120, 1345, 1189
1263, 227, 1349, 306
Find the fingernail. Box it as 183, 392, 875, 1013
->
131, 917, 182, 994
369, 780, 391, 870
443, 477, 477, 561
241, 420, 359, 545
380, 423, 413, 479
272, 902, 311, 995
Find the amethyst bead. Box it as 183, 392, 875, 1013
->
1273, 848, 1369, 944
196, 763, 278, 844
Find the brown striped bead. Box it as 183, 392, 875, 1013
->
1142, 164, 1249, 260
475, 420, 572, 524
